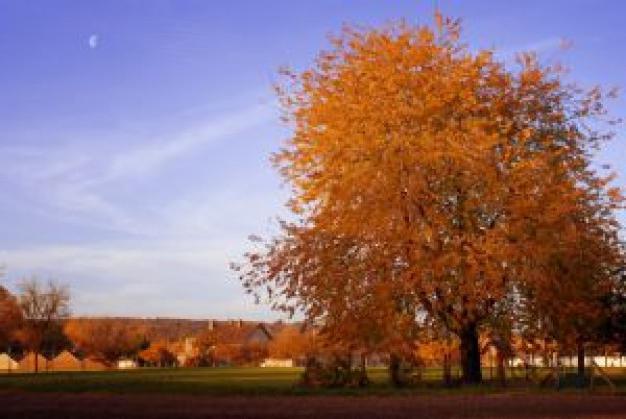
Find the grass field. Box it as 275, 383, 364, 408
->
0, 367, 308, 395
2, 368, 626, 418
1, 367, 625, 396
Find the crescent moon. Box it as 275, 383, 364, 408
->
88, 34, 99, 49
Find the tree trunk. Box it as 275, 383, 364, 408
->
357, 353, 369, 387
496, 349, 506, 387
576, 339, 585, 387
389, 353, 403, 387
459, 324, 482, 384
442, 352, 452, 386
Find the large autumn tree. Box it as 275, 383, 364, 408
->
237, 16, 623, 384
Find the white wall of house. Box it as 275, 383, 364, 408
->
0, 353, 18, 372
508, 354, 626, 368
591, 355, 625, 368
261, 358, 294, 368
509, 356, 546, 367
117, 359, 138, 369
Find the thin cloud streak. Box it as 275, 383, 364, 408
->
102, 104, 275, 184
0, 98, 284, 317
0, 239, 271, 318
0, 101, 277, 236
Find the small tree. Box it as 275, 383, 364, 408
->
18, 278, 70, 372
484, 309, 515, 386
597, 269, 626, 358
0, 284, 23, 352
268, 326, 317, 362
193, 329, 218, 366
64, 318, 147, 365
516, 188, 624, 385
138, 341, 177, 367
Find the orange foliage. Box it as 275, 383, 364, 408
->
236, 16, 624, 384
268, 326, 317, 360
17, 279, 71, 369
416, 339, 459, 367
138, 341, 177, 367
0, 285, 22, 347
212, 342, 268, 366
64, 318, 147, 364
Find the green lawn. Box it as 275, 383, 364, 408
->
0, 367, 624, 396
0, 368, 306, 395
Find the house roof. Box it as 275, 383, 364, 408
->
208, 322, 284, 345
17, 352, 49, 371
50, 350, 82, 369
0, 353, 18, 369
0, 353, 17, 362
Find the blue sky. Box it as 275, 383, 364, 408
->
0, 0, 624, 319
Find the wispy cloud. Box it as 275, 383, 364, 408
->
0, 101, 277, 236
88, 34, 99, 49
0, 239, 274, 319
103, 104, 274, 183
0, 97, 284, 317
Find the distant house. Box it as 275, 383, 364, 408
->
13, 350, 108, 372
260, 358, 294, 368
183, 320, 279, 366
0, 353, 18, 373
82, 358, 108, 371
166, 320, 310, 367
492, 336, 626, 369
174, 337, 197, 366
117, 358, 138, 369
246, 324, 274, 345
209, 320, 275, 346
18, 353, 50, 372
49, 351, 82, 371
508, 354, 626, 368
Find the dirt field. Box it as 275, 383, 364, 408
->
1, 392, 626, 419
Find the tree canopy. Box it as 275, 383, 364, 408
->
0, 284, 22, 350
17, 278, 71, 370
236, 16, 624, 384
